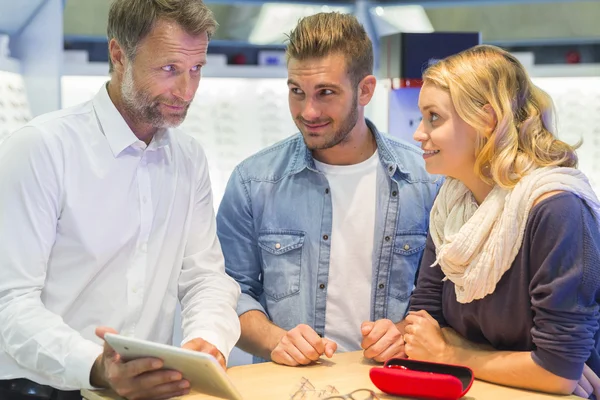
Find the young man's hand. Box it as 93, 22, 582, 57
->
270, 324, 337, 366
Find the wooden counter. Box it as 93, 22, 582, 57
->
82, 351, 579, 400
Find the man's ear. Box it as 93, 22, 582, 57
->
108, 39, 127, 75
357, 75, 377, 107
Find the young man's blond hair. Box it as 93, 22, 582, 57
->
286, 12, 374, 87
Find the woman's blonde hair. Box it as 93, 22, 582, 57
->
423, 44, 578, 189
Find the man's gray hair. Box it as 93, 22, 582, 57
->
107, 0, 217, 73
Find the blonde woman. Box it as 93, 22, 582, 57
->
405, 44, 600, 398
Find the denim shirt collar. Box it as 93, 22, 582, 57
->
290, 118, 415, 181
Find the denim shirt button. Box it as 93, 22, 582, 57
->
323, 234, 329, 241
319, 284, 326, 289
403, 244, 410, 250
392, 190, 398, 197
325, 188, 330, 194
379, 283, 385, 289
385, 236, 391, 242
275, 243, 281, 249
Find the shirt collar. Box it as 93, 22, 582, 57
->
92, 83, 171, 157
292, 118, 408, 177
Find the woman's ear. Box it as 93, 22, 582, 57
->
483, 104, 498, 133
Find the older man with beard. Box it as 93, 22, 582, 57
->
0, 1, 240, 400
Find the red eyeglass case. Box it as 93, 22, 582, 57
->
369, 358, 474, 400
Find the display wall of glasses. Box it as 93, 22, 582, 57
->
532, 76, 600, 193
0, 70, 32, 142
179, 77, 297, 210
61, 73, 600, 209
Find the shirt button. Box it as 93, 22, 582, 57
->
404, 244, 410, 251
275, 243, 281, 249
379, 284, 385, 289
392, 191, 398, 197
388, 166, 394, 172
319, 284, 326, 289
323, 234, 329, 241
325, 188, 330, 194
385, 236, 391, 242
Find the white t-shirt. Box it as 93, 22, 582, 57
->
314, 150, 380, 351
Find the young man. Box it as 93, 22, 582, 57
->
0, 1, 240, 399
217, 12, 439, 367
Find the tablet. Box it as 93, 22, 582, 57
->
104, 333, 243, 400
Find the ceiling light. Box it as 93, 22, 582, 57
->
374, 5, 434, 33
249, 3, 352, 45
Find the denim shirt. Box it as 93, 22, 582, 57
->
217, 120, 440, 361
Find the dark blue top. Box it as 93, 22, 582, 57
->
409, 192, 600, 381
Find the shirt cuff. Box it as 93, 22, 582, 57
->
236, 293, 267, 317
531, 348, 584, 380
66, 339, 103, 390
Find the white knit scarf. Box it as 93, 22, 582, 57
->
430, 166, 600, 304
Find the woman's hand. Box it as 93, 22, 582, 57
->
573, 364, 600, 399
404, 310, 454, 364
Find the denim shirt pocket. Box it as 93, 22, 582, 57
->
389, 233, 427, 301
257, 230, 305, 301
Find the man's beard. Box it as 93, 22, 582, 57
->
121, 64, 190, 129
297, 89, 359, 151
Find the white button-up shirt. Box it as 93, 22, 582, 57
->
0, 85, 241, 390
